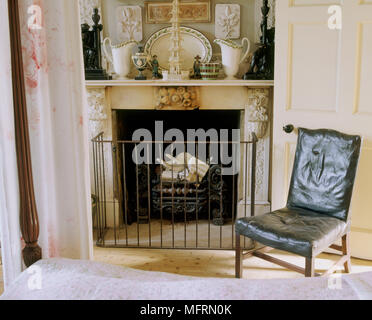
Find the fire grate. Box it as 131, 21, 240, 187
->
91, 133, 258, 251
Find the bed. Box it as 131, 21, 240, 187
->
1, 258, 372, 300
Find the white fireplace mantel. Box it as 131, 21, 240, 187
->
85, 79, 274, 139
86, 79, 274, 88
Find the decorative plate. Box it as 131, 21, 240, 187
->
144, 26, 212, 71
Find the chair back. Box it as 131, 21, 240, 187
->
287, 128, 362, 221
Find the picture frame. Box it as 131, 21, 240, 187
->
145, 1, 211, 24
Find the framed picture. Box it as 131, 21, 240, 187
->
145, 1, 211, 24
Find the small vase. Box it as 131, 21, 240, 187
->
132, 45, 149, 80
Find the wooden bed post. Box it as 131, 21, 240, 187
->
8, 0, 42, 267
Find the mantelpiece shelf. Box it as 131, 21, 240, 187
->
85, 79, 274, 88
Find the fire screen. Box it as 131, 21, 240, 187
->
92, 132, 257, 250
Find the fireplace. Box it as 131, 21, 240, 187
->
116, 110, 241, 226
87, 82, 272, 250
92, 110, 258, 249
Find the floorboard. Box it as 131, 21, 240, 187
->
1, 246, 372, 296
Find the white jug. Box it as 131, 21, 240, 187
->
214, 38, 250, 79
103, 38, 137, 79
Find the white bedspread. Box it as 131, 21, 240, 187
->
1, 258, 372, 300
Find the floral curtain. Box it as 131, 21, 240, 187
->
0, 0, 93, 288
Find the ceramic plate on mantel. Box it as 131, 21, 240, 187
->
144, 26, 212, 71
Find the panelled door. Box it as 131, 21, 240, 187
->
273, 0, 372, 259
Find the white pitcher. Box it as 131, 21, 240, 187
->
103, 38, 137, 79
214, 38, 251, 79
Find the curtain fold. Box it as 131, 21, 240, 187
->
0, 0, 23, 289
0, 0, 93, 288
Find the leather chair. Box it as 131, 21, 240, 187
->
235, 128, 362, 277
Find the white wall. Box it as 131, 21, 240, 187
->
100, 0, 275, 54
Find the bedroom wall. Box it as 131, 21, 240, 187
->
102, 0, 253, 53
99, 0, 276, 54
79, 0, 276, 75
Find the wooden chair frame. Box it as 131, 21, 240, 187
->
235, 232, 351, 278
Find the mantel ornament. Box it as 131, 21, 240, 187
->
81, 8, 110, 80
145, 0, 211, 24
246, 88, 270, 139
214, 38, 250, 79
244, 0, 275, 80
132, 45, 150, 80
154, 87, 200, 110
103, 38, 138, 79
168, 0, 183, 81
79, 0, 101, 25
116, 6, 143, 42
215, 4, 241, 40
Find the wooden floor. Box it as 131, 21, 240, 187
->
93, 245, 372, 280
98, 221, 251, 250
1, 247, 372, 296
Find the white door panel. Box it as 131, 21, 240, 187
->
273, 0, 372, 259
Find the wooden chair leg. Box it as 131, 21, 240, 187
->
305, 257, 315, 277
235, 233, 243, 278
342, 233, 351, 273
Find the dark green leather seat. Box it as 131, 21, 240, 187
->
236, 207, 350, 258
235, 128, 362, 276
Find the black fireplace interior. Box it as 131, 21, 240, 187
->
115, 110, 241, 226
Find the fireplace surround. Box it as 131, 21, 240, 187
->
86, 79, 273, 249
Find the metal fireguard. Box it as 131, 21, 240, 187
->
92, 132, 258, 251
